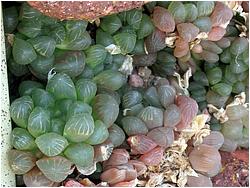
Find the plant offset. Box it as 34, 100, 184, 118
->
3, 1, 249, 187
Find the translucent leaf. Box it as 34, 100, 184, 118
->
56, 31, 91, 51
92, 94, 119, 127
211, 82, 232, 96
232, 82, 245, 94
126, 9, 143, 30
76, 162, 97, 176
23, 167, 58, 187
28, 36, 56, 57
206, 67, 222, 85
17, 20, 41, 38
196, 1, 215, 17
29, 55, 54, 80
137, 106, 164, 130
121, 116, 148, 136
193, 71, 209, 86
177, 23, 199, 42
93, 70, 126, 91
3, 6, 18, 33
28, 107, 51, 138
66, 101, 92, 119
174, 38, 189, 58
35, 133, 68, 157
157, 85, 176, 108
147, 127, 174, 147
63, 113, 94, 142
137, 14, 155, 39
64, 143, 94, 167
103, 149, 129, 167
189, 144, 221, 177
10, 96, 34, 128
175, 95, 198, 130
164, 104, 181, 128
100, 168, 127, 185
19, 80, 44, 96
131, 39, 145, 55
50, 24, 66, 44
143, 86, 162, 108
65, 20, 88, 38
226, 105, 248, 120
100, 15, 122, 34
8, 149, 36, 175
108, 124, 125, 147
12, 38, 37, 65
145, 29, 166, 53
230, 57, 248, 74
230, 37, 248, 56
184, 3, 198, 22
200, 40, 223, 54
54, 51, 85, 77
200, 50, 219, 63
168, 1, 186, 24
96, 29, 115, 47
152, 6, 175, 33
187, 173, 213, 187
8, 57, 29, 77
122, 90, 142, 109
210, 2, 233, 27
46, 73, 77, 100
127, 135, 157, 154
19, 3, 42, 21
113, 33, 137, 54
31, 88, 55, 109
85, 120, 109, 145
85, 44, 107, 68
36, 156, 73, 182
216, 37, 231, 49
94, 140, 114, 162
202, 131, 224, 149
11, 128, 36, 150
193, 16, 212, 32
139, 146, 164, 166
208, 26, 226, 42
51, 118, 65, 135
205, 90, 229, 108
220, 48, 231, 64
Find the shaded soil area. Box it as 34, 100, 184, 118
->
212, 149, 249, 187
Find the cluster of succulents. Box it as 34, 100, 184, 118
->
3, 1, 249, 187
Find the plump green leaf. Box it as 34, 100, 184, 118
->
35, 133, 68, 157
8, 57, 29, 77
13, 38, 37, 65
56, 31, 91, 51
212, 83, 232, 96
168, 2, 186, 24
3, 6, 19, 33
31, 88, 55, 109
64, 143, 94, 167
36, 156, 73, 182
193, 17, 212, 32
50, 24, 66, 44
184, 3, 198, 22
113, 33, 137, 54
63, 113, 95, 142
126, 9, 143, 30
28, 36, 56, 57
144, 86, 162, 108
137, 14, 155, 39
193, 71, 209, 86
93, 70, 127, 91
220, 48, 231, 64
17, 20, 42, 38
131, 39, 145, 55
92, 94, 119, 127
10, 96, 34, 128
46, 73, 77, 100
85, 44, 107, 68
121, 116, 148, 136
108, 124, 125, 147
50, 118, 65, 135
196, 1, 215, 17
157, 85, 176, 108
230, 37, 249, 55
28, 107, 51, 138
11, 128, 36, 150
54, 51, 85, 77
65, 20, 88, 38
75, 78, 97, 103
19, 2, 42, 21
100, 14, 122, 34
8, 149, 36, 175
207, 67, 222, 85
230, 57, 248, 74
54, 99, 73, 120
96, 29, 115, 47
18, 80, 44, 96
66, 101, 92, 119
122, 90, 143, 109
85, 120, 109, 145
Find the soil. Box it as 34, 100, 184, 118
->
212, 149, 249, 187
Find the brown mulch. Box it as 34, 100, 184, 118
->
212, 149, 249, 187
